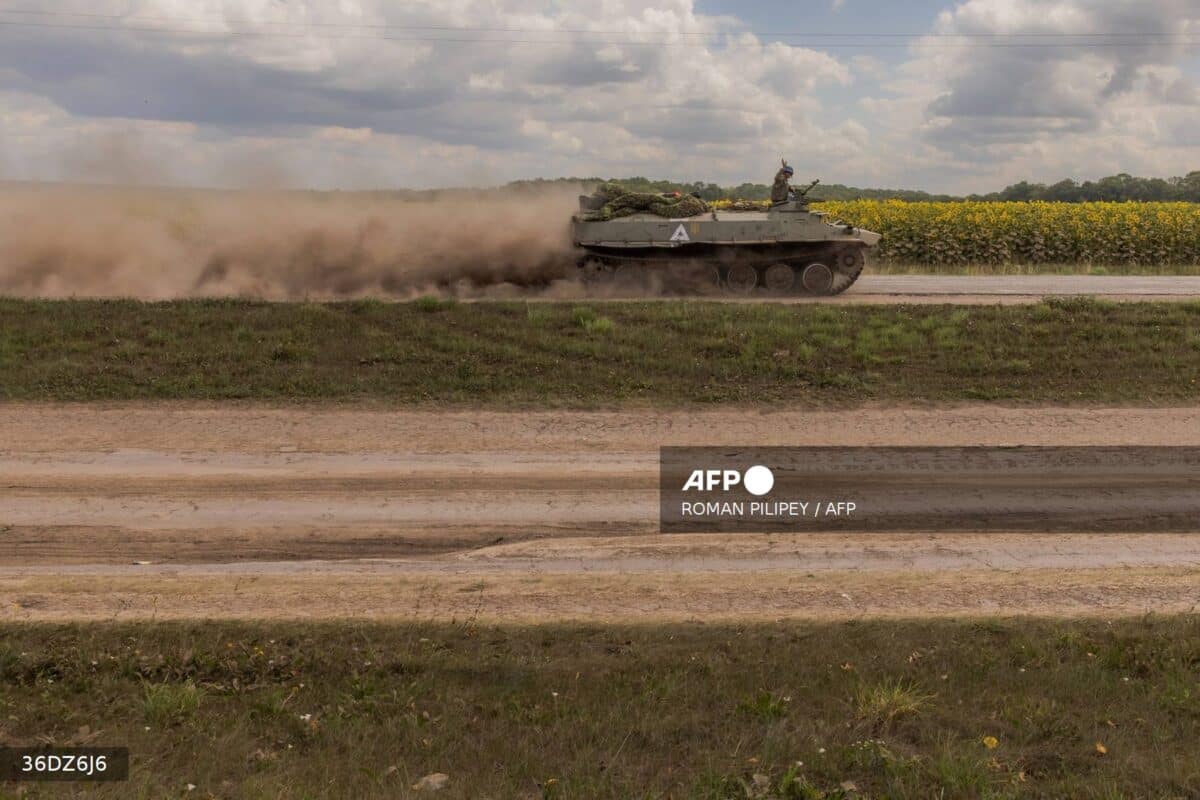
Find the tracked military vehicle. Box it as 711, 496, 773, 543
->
571, 181, 881, 296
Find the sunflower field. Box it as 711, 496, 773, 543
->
811, 200, 1200, 266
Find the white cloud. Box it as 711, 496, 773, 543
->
316, 126, 373, 143
877, 0, 1200, 189
0, 0, 1196, 193
0, 0, 868, 188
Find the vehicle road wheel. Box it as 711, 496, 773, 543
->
725, 263, 758, 294
838, 248, 865, 273
800, 262, 835, 294
764, 263, 795, 294
825, 247, 866, 295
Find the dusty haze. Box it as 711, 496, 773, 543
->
0, 183, 583, 299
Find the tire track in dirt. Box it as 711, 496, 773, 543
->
3, 404, 1200, 620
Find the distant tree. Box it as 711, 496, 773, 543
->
1044, 180, 1080, 202
1181, 171, 1200, 201
501, 171, 1199, 202
1000, 181, 1040, 201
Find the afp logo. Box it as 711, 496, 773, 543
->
681, 465, 775, 497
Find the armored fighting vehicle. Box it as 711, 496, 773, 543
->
571, 181, 881, 295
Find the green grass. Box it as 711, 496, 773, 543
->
2, 618, 1199, 798
853, 679, 933, 732
1, 297, 1200, 405
142, 679, 205, 726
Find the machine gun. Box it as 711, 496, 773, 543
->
794, 178, 820, 202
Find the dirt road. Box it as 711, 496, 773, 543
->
830, 275, 1200, 305
538, 275, 1200, 304
848, 275, 1200, 297
3, 405, 1199, 621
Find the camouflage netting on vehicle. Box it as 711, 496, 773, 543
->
714, 200, 772, 212
582, 183, 710, 221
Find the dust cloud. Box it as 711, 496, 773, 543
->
0, 183, 586, 300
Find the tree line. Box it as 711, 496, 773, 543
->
509, 172, 1200, 203
974, 173, 1200, 202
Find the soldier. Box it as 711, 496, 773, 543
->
771, 160, 795, 204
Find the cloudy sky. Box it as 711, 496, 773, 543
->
1, 0, 1197, 192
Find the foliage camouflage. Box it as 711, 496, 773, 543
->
816, 200, 1200, 265
580, 182, 710, 221
713, 199, 773, 211
536, 176, 954, 203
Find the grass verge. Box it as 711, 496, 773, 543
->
1, 618, 1198, 798
1, 297, 1200, 405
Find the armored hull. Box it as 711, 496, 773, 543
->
572, 199, 881, 296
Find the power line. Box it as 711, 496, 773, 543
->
0, 17, 1197, 48
0, 7, 1195, 43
